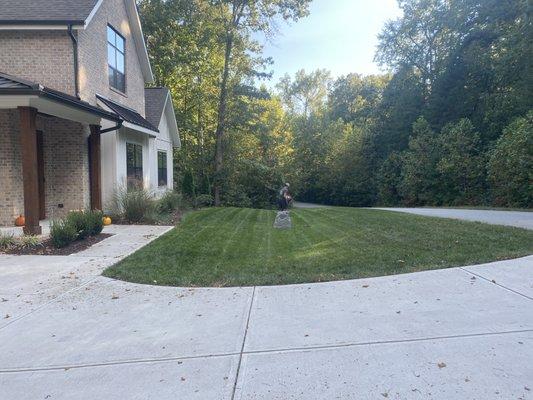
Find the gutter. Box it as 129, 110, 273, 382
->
67, 24, 80, 99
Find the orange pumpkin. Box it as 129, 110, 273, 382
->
102, 216, 112, 226
15, 215, 25, 227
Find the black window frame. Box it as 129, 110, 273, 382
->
107, 25, 126, 93
126, 142, 143, 190
157, 151, 168, 187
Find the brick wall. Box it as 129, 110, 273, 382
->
39, 116, 91, 220
0, 110, 24, 226
0, 31, 75, 95
78, 0, 146, 114
0, 110, 90, 226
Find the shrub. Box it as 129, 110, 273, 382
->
50, 219, 78, 248
86, 210, 104, 236
17, 235, 42, 249
158, 191, 183, 214
0, 233, 16, 250
487, 112, 533, 207
66, 211, 92, 239
195, 194, 214, 208
112, 187, 156, 223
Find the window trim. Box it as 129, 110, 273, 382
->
157, 150, 168, 187
107, 24, 126, 93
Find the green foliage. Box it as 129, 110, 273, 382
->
437, 119, 486, 205
487, 113, 533, 207
399, 118, 443, 206
17, 235, 42, 249
113, 188, 156, 223
158, 191, 183, 214
0, 233, 16, 250
66, 210, 104, 239
377, 152, 403, 206
139, 0, 529, 209
50, 219, 78, 249
195, 194, 214, 208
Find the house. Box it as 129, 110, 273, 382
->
0, 0, 180, 235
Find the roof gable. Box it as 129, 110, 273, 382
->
0, 0, 153, 83
145, 87, 169, 128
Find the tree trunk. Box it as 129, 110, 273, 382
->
213, 33, 233, 206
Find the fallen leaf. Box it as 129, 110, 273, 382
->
438, 362, 446, 369
180, 377, 186, 381
381, 393, 388, 398
111, 294, 119, 300
362, 284, 369, 288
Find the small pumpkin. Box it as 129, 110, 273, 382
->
102, 216, 112, 226
15, 215, 25, 227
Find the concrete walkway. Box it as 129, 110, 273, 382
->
376, 207, 533, 230
0, 226, 532, 399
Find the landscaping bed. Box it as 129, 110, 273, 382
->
103, 207, 533, 287
2, 233, 113, 256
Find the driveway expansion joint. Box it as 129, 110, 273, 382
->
231, 285, 256, 400
2, 328, 532, 375
459, 267, 533, 301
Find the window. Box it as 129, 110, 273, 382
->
157, 151, 168, 187
126, 143, 142, 189
107, 25, 125, 92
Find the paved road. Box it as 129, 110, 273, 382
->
376, 207, 533, 230
1, 226, 532, 399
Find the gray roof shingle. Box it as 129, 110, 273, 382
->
145, 87, 169, 128
97, 94, 159, 132
0, 0, 99, 24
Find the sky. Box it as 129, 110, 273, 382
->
256, 0, 403, 85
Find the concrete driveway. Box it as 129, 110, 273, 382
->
1, 227, 532, 399
376, 207, 533, 230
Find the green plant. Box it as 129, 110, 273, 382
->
17, 235, 42, 249
195, 194, 214, 208
0, 233, 16, 250
86, 210, 104, 236
158, 191, 183, 214
50, 219, 78, 248
66, 211, 92, 239
112, 187, 156, 223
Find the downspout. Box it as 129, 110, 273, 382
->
67, 24, 80, 99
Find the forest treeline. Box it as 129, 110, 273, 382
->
139, 0, 532, 209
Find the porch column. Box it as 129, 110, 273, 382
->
89, 125, 102, 211
18, 107, 42, 235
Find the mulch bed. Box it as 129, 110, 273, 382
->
2, 233, 113, 256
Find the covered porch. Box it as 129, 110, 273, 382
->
0, 73, 121, 235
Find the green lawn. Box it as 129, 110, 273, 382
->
103, 207, 533, 287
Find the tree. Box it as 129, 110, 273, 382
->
487, 112, 533, 207
399, 117, 443, 205
211, 0, 311, 205
437, 119, 486, 205
277, 69, 331, 116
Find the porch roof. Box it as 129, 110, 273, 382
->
0, 72, 121, 123
96, 94, 159, 133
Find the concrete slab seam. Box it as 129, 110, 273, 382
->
2, 328, 531, 375
231, 286, 256, 400
459, 267, 533, 301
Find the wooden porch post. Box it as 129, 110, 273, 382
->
89, 125, 102, 211
18, 107, 42, 235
